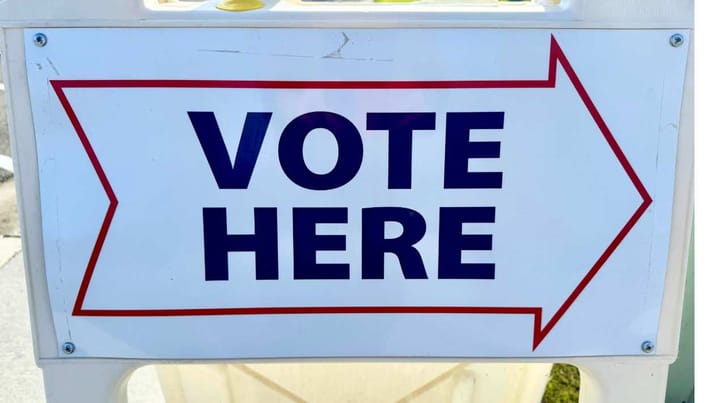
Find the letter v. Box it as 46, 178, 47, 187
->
188, 111, 272, 189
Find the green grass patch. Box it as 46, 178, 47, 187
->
542, 364, 580, 403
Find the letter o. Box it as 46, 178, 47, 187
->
279, 112, 363, 190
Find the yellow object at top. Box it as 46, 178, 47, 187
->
216, 0, 265, 12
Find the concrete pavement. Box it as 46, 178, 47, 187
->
0, 66, 36, 399
0, 253, 45, 403
1, 56, 45, 403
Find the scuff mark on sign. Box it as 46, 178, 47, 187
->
46, 57, 60, 76
321, 33, 393, 62
198, 46, 393, 63
197, 49, 314, 59
323, 32, 350, 59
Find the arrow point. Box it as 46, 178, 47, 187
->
526, 35, 654, 352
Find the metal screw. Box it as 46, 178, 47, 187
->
62, 342, 75, 355
641, 340, 655, 354
33, 33, 47, 47
669, 33, 684, 48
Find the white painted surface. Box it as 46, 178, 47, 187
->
24, 28, 688, 359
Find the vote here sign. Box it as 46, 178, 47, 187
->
25, 29, 689, 359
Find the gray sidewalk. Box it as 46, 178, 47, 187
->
0, 252, 45, 403
0, 65, 43, 402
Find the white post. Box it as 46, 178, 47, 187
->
577, 361, 671, 403
41, 361, 139, 403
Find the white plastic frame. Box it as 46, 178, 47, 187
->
0, 0, 693, 401
0, 0, 693, 28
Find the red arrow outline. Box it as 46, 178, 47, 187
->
50, 35, 651, 350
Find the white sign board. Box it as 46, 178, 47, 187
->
25, 28, 688, 359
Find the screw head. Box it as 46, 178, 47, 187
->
669, 33, 684, 48
32, 33, 47, 48
641, 340, 655, 354
62, 342, 75, 355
